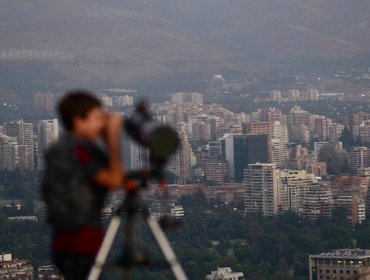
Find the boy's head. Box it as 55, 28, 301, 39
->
58, 90, 105, 140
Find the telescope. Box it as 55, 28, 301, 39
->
88, 102, 188, 280
124, 101, 179, 177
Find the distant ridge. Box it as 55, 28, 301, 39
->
0, 0, 369, 84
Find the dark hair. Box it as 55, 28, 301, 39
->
58, 90, 102, 131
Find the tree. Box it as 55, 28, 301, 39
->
339, 125, 354, 148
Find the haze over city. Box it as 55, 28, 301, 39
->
1, 1, 370, 280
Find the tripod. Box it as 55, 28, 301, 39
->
87, 174, 188, 280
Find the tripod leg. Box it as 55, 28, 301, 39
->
122, 213, 134, 280
88, 215, 122, 280
146, 216, 188, 280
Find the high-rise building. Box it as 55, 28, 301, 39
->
272, 121, 288, 142
99, 95, 113, 107
37, 119, 59, 153
289, 89, 300, 101
208, 117, 219, 141
288, 145, 309, 170
365, 189, 370, 219
192, 121, 211, 141
113, 95, 134, 106
222, 134, 246, 181
4, 120, 34, 146
17, 145, 34, 170
271, 121, 289, 168
352, 121, 370, 143
279, 169, 316, 213
350, 112, 370, 127
205, 267, 245, 280
271, 90, 282, 102
4, 121, 25, 144
250, 108, 286, 125
122, 135, 149, 171
288, 106, 311, 143
37, 119, 59, 169
308, 162, 327, 177
302, 183, 334, 219
3, 120, 34, 170
310, 115, 331, 140
196, 145, 210, 172
167, 132, 193, 183
314, 141, 329, 159
246, 122, 272, 138
174, 105, 185, 123
0, 136, 18, 171
244, 163, 280, 216
246, 122, 272, 161
171, 92, 184, 104
221, 134, 268, 182
204, 161, 229, 184
328, 122, 345, 141
246, 134, 269, 165
171, 92, 203, 105
33, 92, 56, 111
336, 189, 366, 226
309, 249, 370, 280
191, 92, 204, 105
318, 141, 348, 174
308, 89, 319, 101
209, 141, 222, 160
23, 122, 34, 148
348, 147, 370, 172
271, 139, 288, 168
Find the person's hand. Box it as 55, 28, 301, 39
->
103, 113, 123, 146
96, 112, 125, 188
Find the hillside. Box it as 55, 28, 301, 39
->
0, 0, 233, 86
0, 0, 369, 88
143, 0, 370, 57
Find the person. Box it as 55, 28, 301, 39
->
41, 90, 125, 280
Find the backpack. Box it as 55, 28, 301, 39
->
41, 136, 106, 231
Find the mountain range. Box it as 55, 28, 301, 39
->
0, 0, 369, 87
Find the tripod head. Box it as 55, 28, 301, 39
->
123, 169, 168, 194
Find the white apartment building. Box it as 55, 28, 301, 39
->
303, 183, 334, 219
205, 267, 244, 280
279, 169, 316, 213
37, 119, 59, 169
244, 163, 280, 217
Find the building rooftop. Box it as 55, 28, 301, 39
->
311, 249, 370, 259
